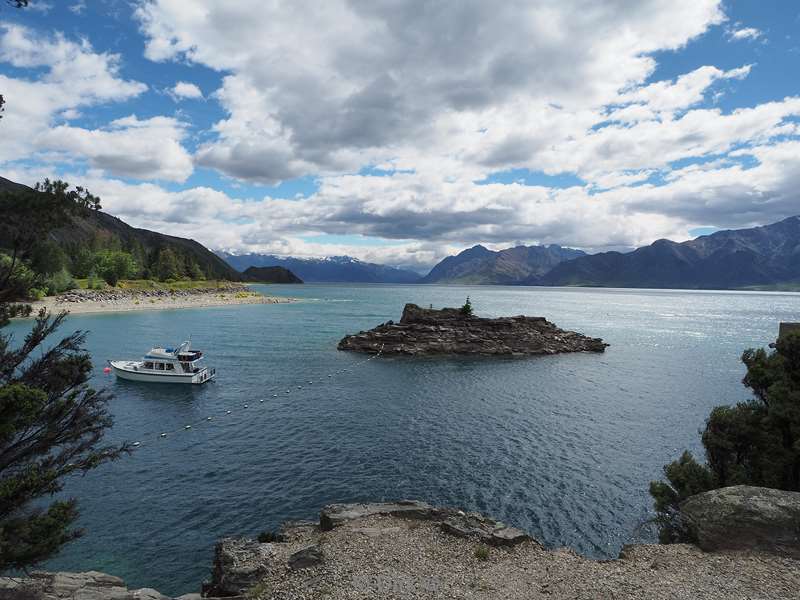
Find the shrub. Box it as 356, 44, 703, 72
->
86, 271, 104, 290
474, 544, 490, 561
651, 331, 800, 542
44, 268, 77, 296
257, 530, 281, 543
28, 287, 46, 300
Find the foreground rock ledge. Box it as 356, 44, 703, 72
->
4, 497, 799, 599
338, 303, 608, 355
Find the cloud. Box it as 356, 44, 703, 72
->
69, 1, 87, 15
728, 27, 762, 41
135, 0, 726, 184
169, 80, 203, 101
0, 22, 147, 161
37, 115, 194, 182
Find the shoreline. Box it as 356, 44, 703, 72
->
18, 285, 297, 317
3, 499, 797, 599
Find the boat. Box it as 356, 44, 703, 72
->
109, 341, 216, 384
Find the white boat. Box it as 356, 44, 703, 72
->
109, 341, 216, 384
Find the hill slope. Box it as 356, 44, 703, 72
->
219, 253, 422, 283
538, 216, 800, 289
422, 244, 586, 284
241, 266, 303, 283
0, 176, 240, 280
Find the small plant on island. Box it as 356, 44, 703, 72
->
459, 296, 473, 317
650, 331, 800, 543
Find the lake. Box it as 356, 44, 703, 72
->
7, 284, 800, 595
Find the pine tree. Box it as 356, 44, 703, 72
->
0, 180, 129, 570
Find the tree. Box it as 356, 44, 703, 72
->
0, 180, 100, 303
0, 181, 129, 571
459, 296, 473, 317
154, 247, 181, 281
94, 250, 137, 286
650, 332, 800, 542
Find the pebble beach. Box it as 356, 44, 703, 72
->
23, 284, 295, 316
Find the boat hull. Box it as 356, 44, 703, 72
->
109, 361, 215, 385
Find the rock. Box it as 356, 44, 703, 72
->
320, 500, 442, 531
337, 303, 608, 356
203, 538, 275, 597
680, 485, 800, 557
288, 546, 324, 570
0, 571, 170, 600
439, 512, 535, 547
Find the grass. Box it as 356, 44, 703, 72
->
474, 544, 490, 561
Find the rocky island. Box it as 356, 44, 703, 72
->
338, 303, 608, 355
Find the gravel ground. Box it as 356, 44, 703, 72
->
24, 290, 295, 316
251, 515, 800, 600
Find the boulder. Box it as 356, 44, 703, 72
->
320, 500, 442, 531
337, 303, 608, 356
203, 538, 274, 597
287, 546, 324, 570
440, 512, 535, 547
0, 571, 171, 600
680, 485, 800, 557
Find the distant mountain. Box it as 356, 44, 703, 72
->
0, 176, 240, 280
241, 265, 303, 284
538, 216, 800, 289
422, 244, 586, 284
218, 253, 422, 283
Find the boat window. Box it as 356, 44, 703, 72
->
157, 363, 165, 370
144, 362, 154, 369
166, 364, 174, 371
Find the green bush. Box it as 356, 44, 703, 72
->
94, 250, 138, 286
0, 253, 38, 301
474, 544, 490, 561
28, 287, 46, 300
86, 271, 104, 290
651, 332, 800, 542
44, 268, 77, 296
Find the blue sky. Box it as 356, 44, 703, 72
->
1, 1, 798, 269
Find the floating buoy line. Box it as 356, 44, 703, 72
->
125, 345, 384, 448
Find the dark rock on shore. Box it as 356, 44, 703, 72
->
680, 485, 800, 558
203, 538, 275, 597
338, 303, 608, 355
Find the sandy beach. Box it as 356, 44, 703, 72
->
22, 285, 296, 317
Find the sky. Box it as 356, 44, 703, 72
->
0, 1, 799, 272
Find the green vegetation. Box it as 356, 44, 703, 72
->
0, 179, 129, 570
460, 296, 473, 317
650, 332, 800, 543
474, 544, 490, 561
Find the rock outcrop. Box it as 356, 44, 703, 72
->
338, 303, 608, 355
5, 496, 800, 599
680, 485, 800, 558
202, 538, 275, 598
0, 571, 175, 600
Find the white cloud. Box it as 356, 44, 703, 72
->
136, 0, 726, 184
69, 1, 87, 15
37, 116, 193, 182
728, 27, 762, 41
0, 22, 147, 161
169, 81, 203, 101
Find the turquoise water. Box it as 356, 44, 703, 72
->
7, 285, 800, 595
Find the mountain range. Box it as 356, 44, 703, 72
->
218, 253, 422, 283
538, 215, 800, 289
421, 244, 585, 284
